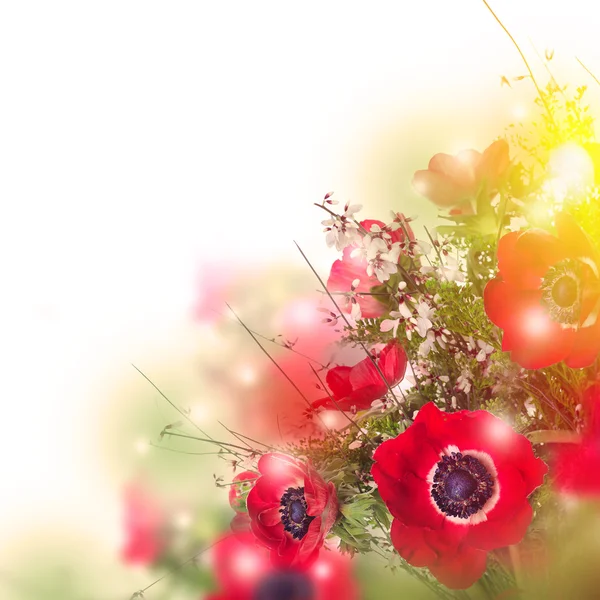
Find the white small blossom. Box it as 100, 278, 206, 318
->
418, 330, 436, 357
456, 371, 472, 394
476, 339, 495, 362
412, 301, 435, 338
524, 398, 537, 418
323, 217, 360, 251
365, 238, 401, 283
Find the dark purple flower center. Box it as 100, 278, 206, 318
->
280, 487, 314, 540
431, 452, 494, 519
253, 571, 315, 600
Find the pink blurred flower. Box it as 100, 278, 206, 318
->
553, 384, 600, 497
206, 532, 359, 600
121, 483, 167, 566
412, 139, 510, 213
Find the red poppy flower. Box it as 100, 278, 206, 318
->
484, 212, 600, 369
206, 532, 359, 600
121, 484, 167, 566
327, 218, 413, 319
553, 383, 600, 497
311, 339, 408, 412
371, 402, 547, 589
412, 140, 509, 212
246, 453, 338, 568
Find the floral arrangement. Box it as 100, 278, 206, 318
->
129, 10, 600, 600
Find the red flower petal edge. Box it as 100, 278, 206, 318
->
311, 339, 408, 412
371, 402, 547, 589
246, 453, 339, 568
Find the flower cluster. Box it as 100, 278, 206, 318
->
130, 59, 600, 600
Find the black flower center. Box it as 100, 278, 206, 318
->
431, 452, 494, 519
253, 571, 315, 600
541, 260, 582, 326
552, 275, 578, 308
280, 487, 314, 540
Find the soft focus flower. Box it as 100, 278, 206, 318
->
229, 471, 258, 513
121, 484, 167, 566
553, 383, 600, 497
246, 453, 338, 568
206, 532, 359, 600
311, 340, 408, 412
413, 140, 510, 213
327, 218, 413, 319
484, 212, 600, 369
371, 402, 547, 589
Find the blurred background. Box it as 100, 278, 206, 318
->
2, 1, 600, 598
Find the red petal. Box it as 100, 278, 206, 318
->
428, 545, 488, 590
304, 467, 330, 515
325, 366, 352, 398
372, 421, 440, 481
565, 320, 600, 368
467, 501, 533, 551
327, 250, 386, 318
390, 519, 438, 567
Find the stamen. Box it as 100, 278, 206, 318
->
431, 452, 494, 519
540, 260, 582, 326
279, 487, 314, 540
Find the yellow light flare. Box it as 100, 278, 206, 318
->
548, 142, 595, 192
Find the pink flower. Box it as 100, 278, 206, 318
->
327, 218, 414, 319
553, 384, 600, 497
311, 339, 408, 412
413, 140, 510, 212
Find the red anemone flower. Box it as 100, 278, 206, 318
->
412, 139, 509, 213
553, 383, 600, 497
311, 339, 407, 412
484, 212, 600, 369
246, 453, 338, 568
327, 218, 414, 319
121, 483, 167, 566
206, 532, 359, 600
371, 402, 547, 589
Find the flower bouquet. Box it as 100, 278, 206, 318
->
130, 9, 600, 600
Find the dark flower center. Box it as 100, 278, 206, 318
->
253, 571, 315, 600
444, 468, 478, 501
552, 275, 578, 308
280, 487, 314, 540
431, 452, 494, 519
541, 260, 582, 325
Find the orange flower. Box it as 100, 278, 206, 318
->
413, 140, 510, 212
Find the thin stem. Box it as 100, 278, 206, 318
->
226, 303, 333, 433
217, 309, 327, 368
576, 57, 600, 88
482, 0, 556, 128
161, 430, 258, 454
131, 364, 246, 461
